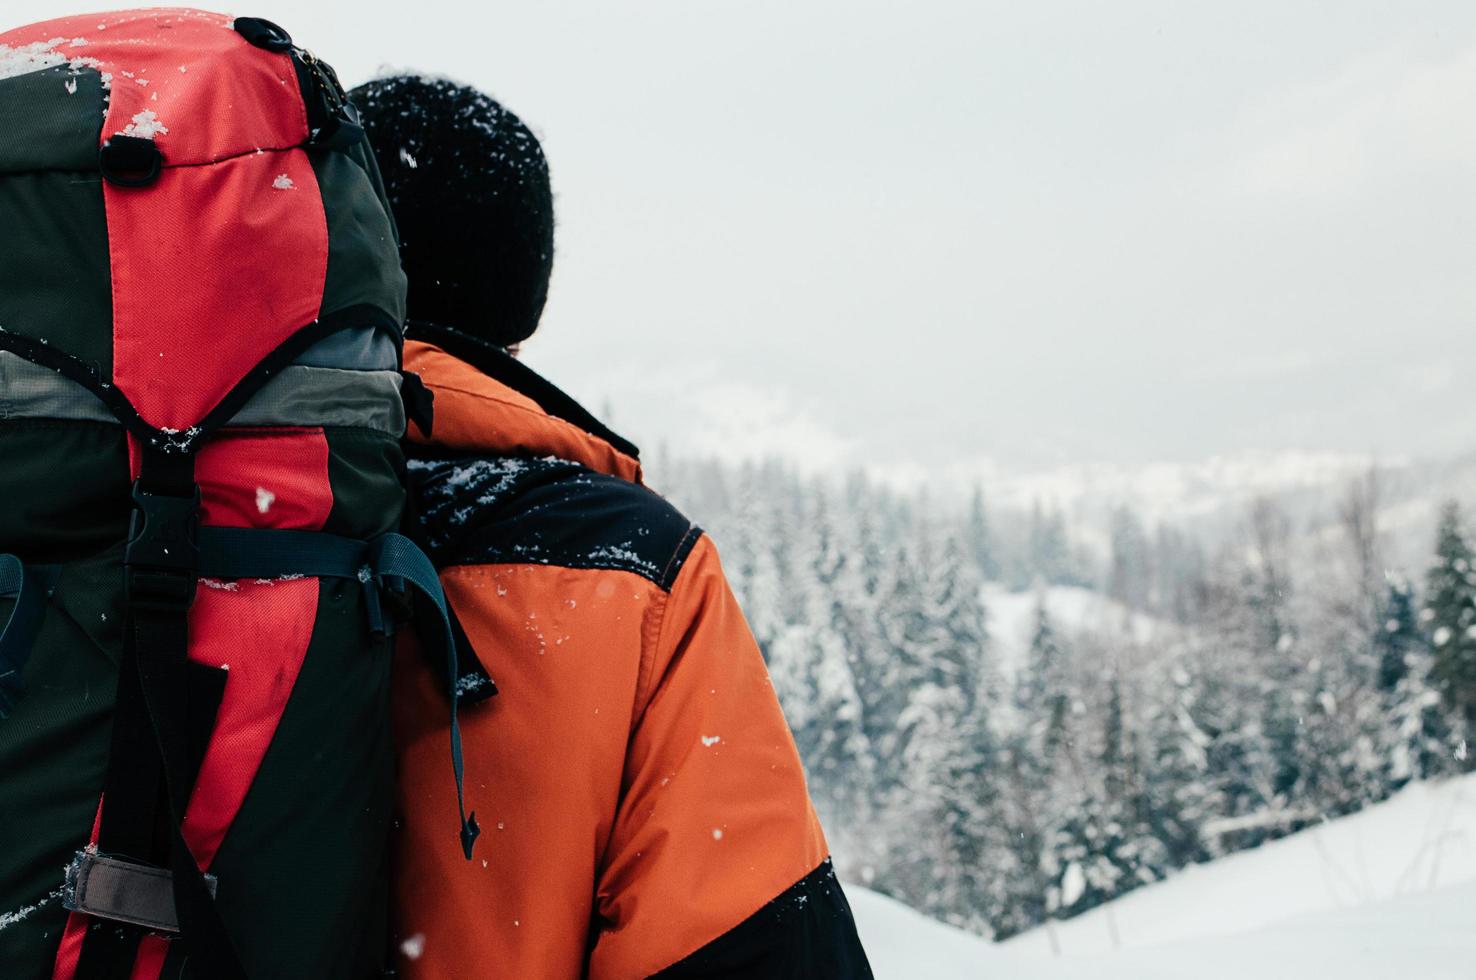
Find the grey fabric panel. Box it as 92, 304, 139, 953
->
0, 170, 112, 371
236, 364, 405, 433
0, 353, 404, 434
311, 148, 407, 327
63, 851, 217, 934
0, 352, 113, 422
293, 325, 399, 371
0, 65, 104, 174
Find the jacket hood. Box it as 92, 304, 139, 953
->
403, 325, 643, 486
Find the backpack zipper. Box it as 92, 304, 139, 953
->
291, 45, 354, 145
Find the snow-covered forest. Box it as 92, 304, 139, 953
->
656, 456, 1476, 940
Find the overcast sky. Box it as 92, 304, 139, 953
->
6, 1, 1474, 474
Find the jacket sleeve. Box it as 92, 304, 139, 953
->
588, 534, 873, 979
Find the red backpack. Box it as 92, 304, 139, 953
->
0, 11, 473, 978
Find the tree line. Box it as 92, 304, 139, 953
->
657, 458, 1474, 939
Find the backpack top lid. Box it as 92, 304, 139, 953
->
0, 9, 405, 436
1, 9, 309, 169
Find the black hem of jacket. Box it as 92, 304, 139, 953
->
649, 858, 874, 979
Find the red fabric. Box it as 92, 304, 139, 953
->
107, 149, 327, 429
181, 576, 322, 866
126, 426, 334, 530
128, 940, 167, 980
53, 430, 332, 980
0, 9, 328, 430
0, 10, 308, 164
180, 429, 332, 867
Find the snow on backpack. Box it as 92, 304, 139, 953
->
0, 11, 475, 979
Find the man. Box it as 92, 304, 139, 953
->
350, 76, 872, 979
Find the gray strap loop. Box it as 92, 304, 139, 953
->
63, 850, 218, 935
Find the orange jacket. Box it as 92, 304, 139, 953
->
391, 327, 871, 978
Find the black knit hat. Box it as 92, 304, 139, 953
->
350, 75, 554, 348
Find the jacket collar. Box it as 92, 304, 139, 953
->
402, 323, 644, 485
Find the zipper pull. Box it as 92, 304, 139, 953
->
292, 45, 363, 149
232, 17, 361, 150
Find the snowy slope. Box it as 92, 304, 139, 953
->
1006, 773, 1476, 958
981, 584, 1167, 677
850, 774, 1476, 979
853, 880, 1476, 980
847, 887, 1003, 978
1016, 880, 1476, 980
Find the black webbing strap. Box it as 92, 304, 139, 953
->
75, 451, 246, 980
73, 624, 165, 980
198, 527, 481, 859
448, 601, 498, 706
0, 554, 58, 718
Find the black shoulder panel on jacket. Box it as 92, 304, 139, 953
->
407, 454, 700, 591
651, 859, 874, 979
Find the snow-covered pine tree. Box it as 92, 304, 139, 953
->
1294, 479, 1394, 817
846, 480, 902, 773
1192, 548, 1291, 853
872, 543, 927, 773
724, 462, 787, 652
1378, 576, 1450, 786
919, 534, 1010, 932
1244, 500, 1305, 811
967, 484, 1001, 582
1139, 657, 1217, 867
1045, 666, 1167, 919
1379, 577, 1421, 693
996, 599, 1077, 935
882, 679, 1009, 937
1422, 501, 1476, 768
1015, 598, 1072, 755
779, 484, 876, 829
868, 514, 1009, 933
933, 536, 995, 707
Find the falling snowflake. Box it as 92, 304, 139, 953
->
272, 174, 295, 190
399, 934, 425, 960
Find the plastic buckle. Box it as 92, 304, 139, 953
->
99, 136, 164, 188
232, 16, 294, 52
124, 481, 201, 611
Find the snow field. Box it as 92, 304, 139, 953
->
850, 773, 1476, 979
